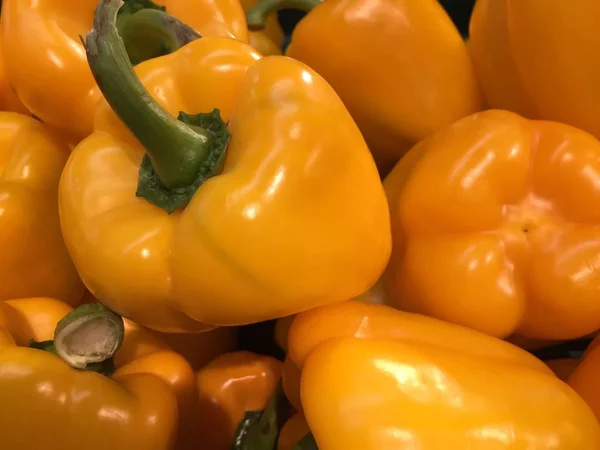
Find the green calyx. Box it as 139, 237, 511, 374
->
233, 383, 291, 450
117, 0, 201, 66
246, 0, 321, 31
29, 303, 124, 377
292, 433, 318, 450
85, 0, 229, 213
137, 109, 230, 213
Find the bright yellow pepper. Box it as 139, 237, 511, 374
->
247, 0, 483, 174
59, 0, 390, 332
470, 0, 600, 141
288, 301, 600, 449
240, 0, 283, 56
1, 0, 248, 138
382, 109, 600, 340
0, 113, 84, 305
195, 351, 282, 449
0, 297, 202, 450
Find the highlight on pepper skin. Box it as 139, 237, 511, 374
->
382, 109, 600, 342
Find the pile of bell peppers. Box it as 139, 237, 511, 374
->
1, 0, 600, 448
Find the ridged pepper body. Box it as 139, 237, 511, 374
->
59, 37, 391, 332
383, 109, 600, 340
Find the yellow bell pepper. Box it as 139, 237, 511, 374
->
240, 0, 283, 56
288, 301, 600, 449
195, 351, 282, 449
247, 0, 483, 174
59, 0, 390, 332
0, 297, 202, 450
1, 0, 248, 138
0, 33, 28, 115
569, 335, 600, 422
0, 113, 84, 305
470, 0, 600, 141
383, 109, 600, 340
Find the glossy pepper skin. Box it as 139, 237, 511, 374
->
303, 338, 600, 450
241, 0, 283, 56
382, 109, 600, 340
0, 0, 248, 138
0, 113, 84, 305
0, 34, 28, 114
470, 0, 600, 141
288, 301, 600, 449
0, 297, 199, 450
195, 351, 282, 450
278, 0, 483, 174
60, 35, 391, 330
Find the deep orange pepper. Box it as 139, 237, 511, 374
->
383, 109, 600, 340
195, 351, 282, 449
277, 413, 309, 450
546, 358, 580, 382
282, 355, 302, 412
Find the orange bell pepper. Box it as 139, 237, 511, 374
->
282, 355, 302, 412
0, 297, 201, 450
58, 0, 390, 332
1, 0, 248, 138
547, 358, 580, 382
156, 327, 238, 370
383, 109, 600, 340
277, 413, 310, 450
569, 335, 600, 421
0, 113, 84, 305
247, 0, 483, 174
195, 351, 282, 449
240, 0, 283, 56
470, 0, 600, 142
288, 300, 600, 449
0, 33, 28, 115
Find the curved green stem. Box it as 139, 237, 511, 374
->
118, 8, 201, 66
53, 303, 124, 370
85, 0, 221, 193
246, 0, 321, 31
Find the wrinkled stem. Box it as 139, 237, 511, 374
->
85, 0, 213, 189
246, 0, 321, 31
53, 303, 124, 370
118, 8, 201, 65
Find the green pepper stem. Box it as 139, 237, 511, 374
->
85, 0, 213, 189
118, 8, 201, 66
53, 303, 125, 370
246, 0, 321, 31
